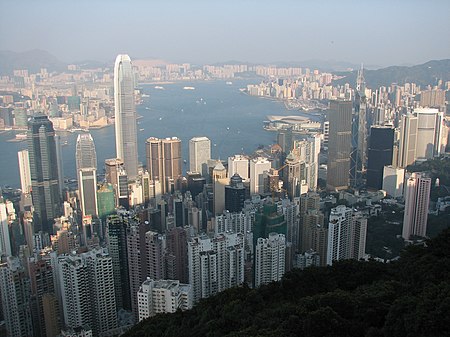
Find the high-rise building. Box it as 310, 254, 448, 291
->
137, 279, 192, 322
27, 114, 62, 234
414, 108, 443, 160
114, 54, 138, 179
97, 183, 115, 220
350, 66, 368, 188
382, 166, 405, 198
250, 157, 271, 195
146, 137, 182, 194
255, 233, 286, 287
366, 126, 394, 190
145, 231, 165, 280
0, 257, 33, 337
225, 174, 246, 213
165, 227, 188, 283
327, 100, 352, 191
75, 133, 97, 170
0, 201, 12, 256
188, 233, 245, 302
189, 137, 211, 176
78, 169, 98, 217
402, 173, 431, 240
105, 158, 124, 189
17, 149, 31, 194
326, 205, 367, 265
228, 155, 249, 180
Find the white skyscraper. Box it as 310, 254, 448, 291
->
137, 278, 193, 322
188, 233, 245, 303
189, 137, 211, 176
17, 150, 31, 194
76, 133, 98, 217
414, 108, 443, 160
250, 157, 271, 195
402, 173, 431, 240
0, 201, 12, 256
228, 155, 249, 180
382, 166, 405, 198
114, 54, 138, 179
327, 205, 367, 265
255, 233, 286, 287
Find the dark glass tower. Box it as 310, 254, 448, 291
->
225, 174, 246, 212
27, 115, 61, 234
366, 126, 394, 190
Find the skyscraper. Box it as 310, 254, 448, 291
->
28, 114, 62, 234
254, 233, 286, 287
414, 108, 443, 160
366, 126, 394, 190
327, 100, 352, 191
250, 157, 271, 195
76, 133, 98, 217
114, 54, 138, 179
228, 155, 249, 180
146, 137, 182, 194
398, 113, 418, 168
402, 173, 431, 240
189, 137, 211, 176
0, 201, 12, 256
17, 149, 31, 194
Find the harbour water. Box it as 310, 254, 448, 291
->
0, 80, 320, 188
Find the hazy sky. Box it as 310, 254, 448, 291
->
1, 0, 449, 67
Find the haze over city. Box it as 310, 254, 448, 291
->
1, 0, 450, 66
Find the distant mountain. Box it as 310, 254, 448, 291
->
0, 49, 66, 75
333, 59, 450, 88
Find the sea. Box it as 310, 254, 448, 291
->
0, 80, 321, 188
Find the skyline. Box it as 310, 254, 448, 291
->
1, 1, 450, 67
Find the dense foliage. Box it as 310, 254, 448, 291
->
125, 229, 450, 337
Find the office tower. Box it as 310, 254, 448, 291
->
137, 279, 193, 322
189, 136, 211, 176
402, 173, 431, 240
255, 233, 286, 287
106, 214, 131, 311
212, 161, 228, 215
228, 155, 249, 180
59, 249, 117, 337
97, 183, 115, 220
414, 108, 443, 160
76, 133, 97, 170
225, 174, 246, 212
366, 126, 394, 190
114, 54, 138, 179
398, 114, 418, 168
277, 127, 293, 154
0, 257, 33, 337
29, 258, 59, 337
350, 66, 368, 188
188, 233, 245, 303
28, 114, 62, 234
76, 134, 98, 216
326, 100, 352, 191
382, 166, 405, 198
146, 137, 182, 194
55, 135, 64, 198
0, 201, 12, 256
17, 149, 31, 194
250, 157, 271, 195
145, 231, 165, 280
327, 205, 367, 265
322, 121, 330, 148
284, 152, 304, 199
165, 227, 188, 283
117, 167, 129, 208
105, 158, 124, 188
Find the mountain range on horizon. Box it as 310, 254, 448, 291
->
0, 49, 449, 88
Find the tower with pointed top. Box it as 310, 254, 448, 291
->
350, 64, 368, 188
114, 54, 138, 180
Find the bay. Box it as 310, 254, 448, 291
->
0, 80, 317, 188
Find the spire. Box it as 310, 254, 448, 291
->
356, 63, 366, 97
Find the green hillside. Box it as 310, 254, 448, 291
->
125, 229, 450, 337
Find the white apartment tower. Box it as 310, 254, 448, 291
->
137, 278, 193, 322
189, 136, 211, 176
114, 54, 138, 179
254, 233, 286, 287
327, 205, 367, 265
402, 172, 431, 240
0, 201, 12, 256
250, 157, 271, 195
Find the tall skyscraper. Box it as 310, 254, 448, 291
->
326, 205, 367, 265
228, 155, 249, 180
76, 133, 98, 217
414, 108, 443, 160
250, 157, 271, 195
28, 114, 62, 234
225, 174, 246, 213
327, 100, 352, 191
366, 126, 394, 190
398, 113, 418, 168
402, 173, 431, 240
350, 66, 368, 188
0, 201, 12, 256
255, 233, 286, 287
189, 136, 211, 176
17, 149, 31, 194
114, 54, 138, 179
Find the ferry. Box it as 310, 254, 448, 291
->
183, 86, 195, 90
15, 133, 27, 140
154, 86, 165, 90
226, 81, 233, 85
142, 94, 150, 97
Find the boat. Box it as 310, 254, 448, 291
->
139, 128, 145, 131
142, 94, 150, 97
154, 86, 165, 90
226, 81, 233, 85
15, 133, 27, 140
183, 86, 195, 90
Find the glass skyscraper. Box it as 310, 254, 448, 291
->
114, 54, 138, 179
